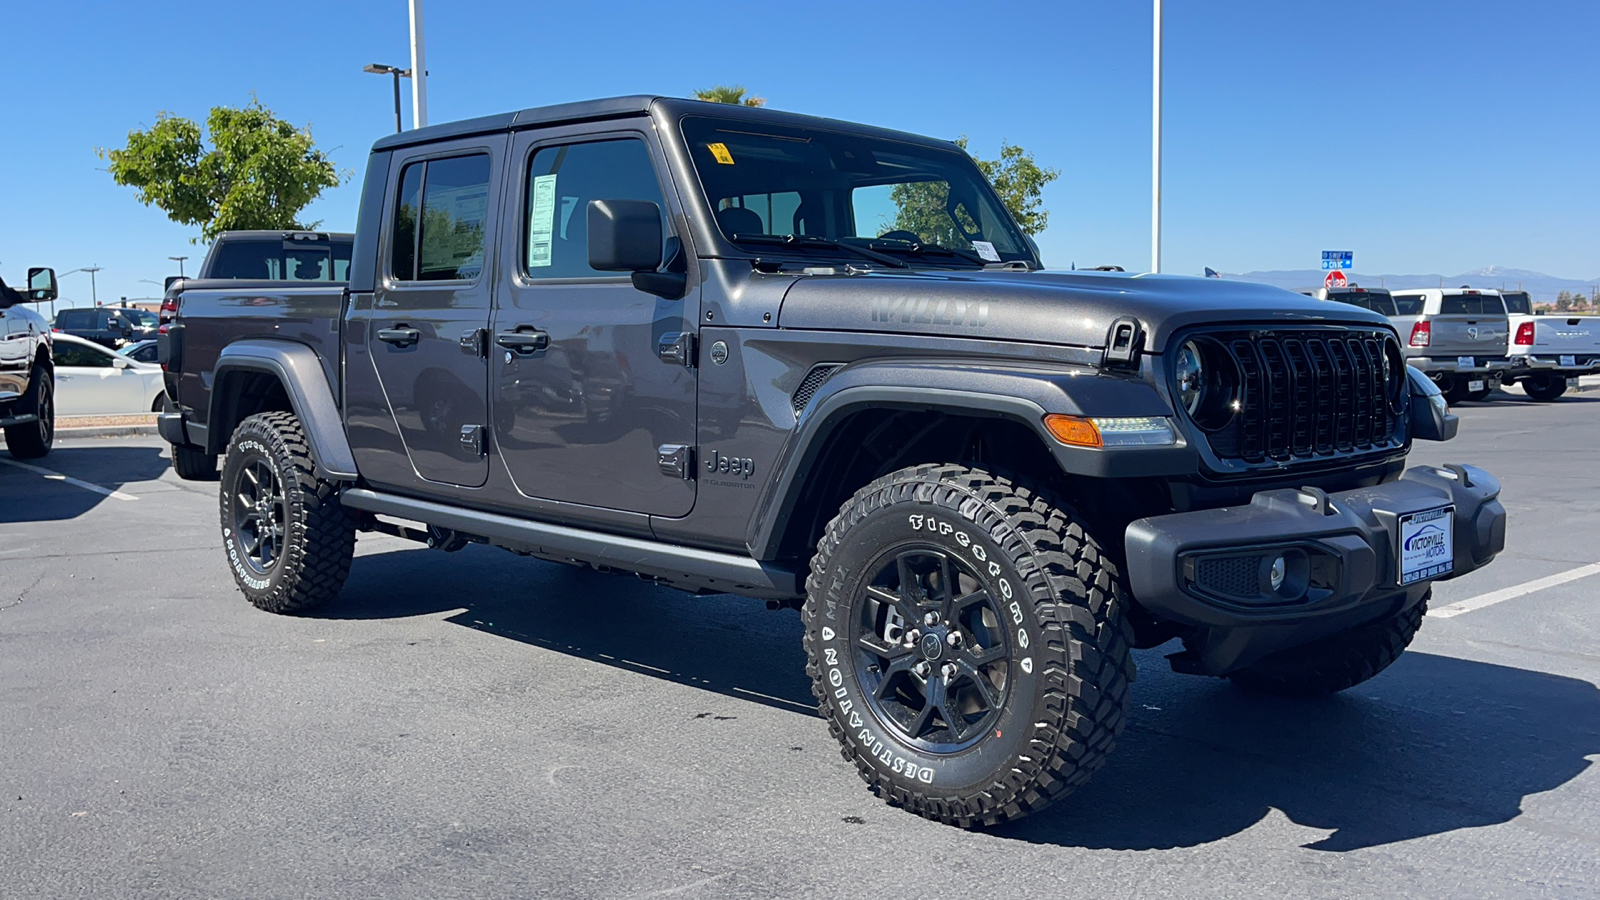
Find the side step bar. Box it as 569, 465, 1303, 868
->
339, 488, 801, 600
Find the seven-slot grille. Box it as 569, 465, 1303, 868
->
1198, 329, 1402, 465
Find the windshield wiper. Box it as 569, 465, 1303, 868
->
867, 239, 992, 267
730, 233, 909, 269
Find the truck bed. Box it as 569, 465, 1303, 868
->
165, 279, 345, 427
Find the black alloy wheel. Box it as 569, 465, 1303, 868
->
852, 547, 1012, 753
230, 457, 286, 576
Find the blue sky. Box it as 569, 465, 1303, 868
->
3, 0, 1596, 307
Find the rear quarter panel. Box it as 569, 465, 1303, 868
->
173, 281, 344, 431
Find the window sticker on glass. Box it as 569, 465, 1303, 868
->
528, 174, 558, 267
971, 240, 1001, 262
707, 142, 735, 165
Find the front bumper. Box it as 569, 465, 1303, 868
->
1125, 464, 1505, 674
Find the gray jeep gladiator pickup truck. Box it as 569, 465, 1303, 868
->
159, 96, 1506, 828
1, 267, 60, 458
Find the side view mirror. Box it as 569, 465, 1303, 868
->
1407, 367, 1458, 442
27, 267, 57, 302
588, 199, 664, 272
587, 199, 686, 300
113, 356, 131, 369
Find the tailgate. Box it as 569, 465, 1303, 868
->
1429, 313, 1507, 357
1533, 318, 1600, 355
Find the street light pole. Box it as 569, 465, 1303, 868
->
409, 0, 429, 129
364, 64, 414, 133
85, 265, 102, 306
1151, 0, 1163, 275
168, 255, 188, 278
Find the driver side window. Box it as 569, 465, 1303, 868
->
522, 138, 668, 280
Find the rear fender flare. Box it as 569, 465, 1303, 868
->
209, 339, 357, 479
746, 359, 1193, 559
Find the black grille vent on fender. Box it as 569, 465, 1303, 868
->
792, 364, 843, 415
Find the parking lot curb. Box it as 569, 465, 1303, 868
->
56, 423, 160, 439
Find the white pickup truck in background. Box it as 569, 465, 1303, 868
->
1501, 290, 1600, 402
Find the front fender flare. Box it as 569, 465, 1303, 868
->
210, 339, 358, 479
746, 359, 1195, 559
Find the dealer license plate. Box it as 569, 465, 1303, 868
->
1399, 506, 1454, 586
1568, 377, 1582, 389
1560, 355, 1576, 367
1457, 356, 1475, 369
1467, 379, 1485, 392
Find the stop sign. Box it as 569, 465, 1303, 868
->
1325, 269, 1348, 288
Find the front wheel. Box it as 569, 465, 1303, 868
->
3, 368, 54, 459
219, 411, 354, 614
803, 465, 1134, 828
1228, 595, 1427, 697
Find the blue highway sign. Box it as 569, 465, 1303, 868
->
1322, 250, 1354, 271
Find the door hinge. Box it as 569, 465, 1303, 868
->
657, 332, 696, 368
657, 443, 693, 479
459, 424, 485, 457
460, 327, 488, 358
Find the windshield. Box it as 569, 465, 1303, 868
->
680, 116, 1035, 268
1501, 291, 1532, 315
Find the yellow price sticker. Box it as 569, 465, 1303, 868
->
707, 142, 735, 165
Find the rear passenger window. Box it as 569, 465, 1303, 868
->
390, 154, 492, 282
522, 139, 667, 279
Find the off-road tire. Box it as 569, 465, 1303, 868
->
3, 367, 54, 459
1522, 374, 1568, 402
171, 443, 219, 481
1228, 594, 1427, 697
802, 464, 1135, 828
219, 411, 354, 614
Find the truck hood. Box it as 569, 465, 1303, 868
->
775, 268, 1393, 352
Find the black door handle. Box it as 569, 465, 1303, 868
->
496, 329, 549, 354
377, 327, 421, 347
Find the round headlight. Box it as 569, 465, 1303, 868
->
1175, 340, 1205, 414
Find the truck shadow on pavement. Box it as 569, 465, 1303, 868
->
0, 445, 172, 522
1002, 650, 1600, 852
316, 544, 817, 714
314, 546, 1598, 853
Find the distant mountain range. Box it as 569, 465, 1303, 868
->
1220, 267, 1599, 304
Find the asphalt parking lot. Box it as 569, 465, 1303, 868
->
3, 391, 1599, 899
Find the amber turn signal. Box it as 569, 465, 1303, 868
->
1043, 415, 1103, 448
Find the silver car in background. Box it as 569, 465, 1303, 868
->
1390, 288, 1510, 403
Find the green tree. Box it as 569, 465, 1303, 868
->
1556, 291, 1574, 311
99, 99, 343, 242
693, 85, 766, 107
889, 136, 1059, 245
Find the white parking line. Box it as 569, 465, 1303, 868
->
1429, 562, 1600, 618
0, 458, 140, 501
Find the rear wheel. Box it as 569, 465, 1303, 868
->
3, 368, 54, 459
1466, 386, 1493, 402
1523, 373, 1568, 402
171, 443, 218, 481
1440, 375, 1470, 404
219, 411, 354, 614
803, 464, 1134, 827
1228, 595, 1427, 697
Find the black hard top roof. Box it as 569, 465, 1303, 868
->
214, 230, 354, 241
369, 95, 958, 154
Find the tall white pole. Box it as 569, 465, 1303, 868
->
409, 0, 429, 129
1151, 0, 1163, 274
